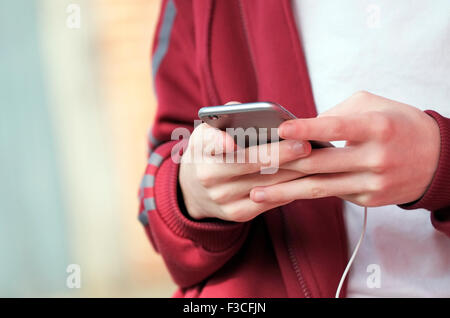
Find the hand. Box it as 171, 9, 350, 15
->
250, 91, 440, 207
179, 115, 312, 222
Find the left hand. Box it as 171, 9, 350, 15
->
250, 91, 441, 207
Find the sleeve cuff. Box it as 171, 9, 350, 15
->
152, 141, 249, 252
399, 110, 450, 212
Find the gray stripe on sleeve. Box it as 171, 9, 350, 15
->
139, 197, 157, 226
144, 197, 156, 212
152, 0, 177, 82
138, 211, 149, 226
140, 175, 155, 188
148, 130, 161, 148
148, 152, 164, 167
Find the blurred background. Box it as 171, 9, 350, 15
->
0, 0, 176, 297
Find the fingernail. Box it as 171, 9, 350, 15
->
289, 140, 305, 155
252, 189, 266, 202
280, 122, 294, 137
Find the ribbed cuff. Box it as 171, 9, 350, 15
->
399, 110, 450, 212
153, 141, 248, 253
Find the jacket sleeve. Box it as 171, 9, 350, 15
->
398, 110, 450, 237
138, 0, 250, 289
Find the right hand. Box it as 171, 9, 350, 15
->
179, 122, 312, 222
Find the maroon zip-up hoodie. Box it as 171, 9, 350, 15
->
138, 0, 450, 298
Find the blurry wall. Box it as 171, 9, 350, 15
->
0, 0, 175, 297
0, 0, 70, 297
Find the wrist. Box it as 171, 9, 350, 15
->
399, 110, 450, 211
179, 166, 210, 220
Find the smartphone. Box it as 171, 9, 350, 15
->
198, 102, 333, 148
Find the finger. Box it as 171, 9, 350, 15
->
213, 139, 312, 178
220, 197, 291, 222
250, 172, 373, 203
280, 146, 370, 174
209, 169, 306, 204
278, 115, 373, 142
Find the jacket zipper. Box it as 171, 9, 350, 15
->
287, 244, 312, 298
282, 213, 312, 298
237, 0, 259, 88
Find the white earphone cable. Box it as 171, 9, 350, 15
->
335, 206, 368, 298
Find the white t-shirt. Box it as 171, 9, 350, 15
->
292, 0, 450, 297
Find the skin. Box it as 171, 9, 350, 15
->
179, 120, 311, 222
180, 92, 441, 222
250, 91, 441, 208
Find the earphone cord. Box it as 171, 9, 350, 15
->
335, 206, 368, 298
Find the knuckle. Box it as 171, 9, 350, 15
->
367, 148, 391, 173
364, 194, 383, 207
191, 123, 208, 139
196, 169, 215, 187
362, 197, 374, 206
309, 186, 327, 199
369, 175, 390, 193
358, 194, 376, 207
197, 123, 218, 146
208, 187, 229, 204
224, 206, 247, 222
297, 160, 315, 174
357, 194, 370, 206
352, 90, 371, 101
329, 119, 345, 138
371, 112, 395, 141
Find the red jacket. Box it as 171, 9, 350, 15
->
139, 0, 450, 298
